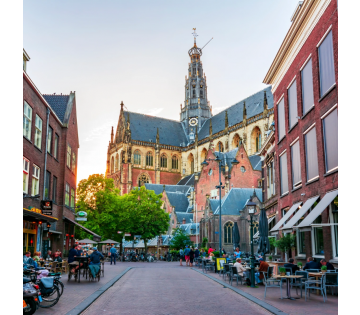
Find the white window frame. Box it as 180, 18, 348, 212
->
23, 101, 32, 140
322, 105, 338, 173
290, 139, 302, 189
47, 126, 53, 154
296, 228, 306, 258
67, 144, 71, 168
65, 183, 70, 206
23, 157, 30, 193
72, 152, 76, 173
329, 202, 338, 260
31, 164, 40, 196
311, 220, 325, 259
54, 134, 59, 159
34, 115, 42, 149
71, 188, 75, 208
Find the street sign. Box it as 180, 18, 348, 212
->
134, 235, 141, 238
41, 200, 53, 211
124, 233, 131, 237
75, 217, 87, 221
215, 232, 219, 234
117, 231, 122, 234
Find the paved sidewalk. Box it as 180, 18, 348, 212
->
37, 262, 128, 315
83, 262, 272, 315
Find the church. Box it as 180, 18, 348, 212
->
105, 32, 274, 250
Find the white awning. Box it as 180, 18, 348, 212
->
254, 216, 276, 239
270, 202, 302, 235
297, 190, 338, 231
280, 195, 320, 233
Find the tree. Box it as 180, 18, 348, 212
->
275, 234, 296, 256
170, 227, 193, 250
201, 237, 208, 249
75, 174, 129, 252
121, 186, 169, 254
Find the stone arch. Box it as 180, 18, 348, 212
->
146, 151, 154, 166
200, 148, 207, 162
251, 126, 262, 154
115, 153, 119, 172
160, 153, 168, 169
137, 172, 151, 187
223, 221, 234, 244
187, 153, 194, 174
216, 141, 224, 152
171, 155, 179, 170
110, 156, 114, 174
133, 150, 142, 165
232, 133, 241, 149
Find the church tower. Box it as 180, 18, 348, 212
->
180, 29, 212, 144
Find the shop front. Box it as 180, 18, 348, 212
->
23, 208, 57, 255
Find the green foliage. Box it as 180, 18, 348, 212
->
170, 227, 193, 250
297, 262, 303, 266
268, 255, 273, 261
321, 265, 327, 271
201, 247, 208, 253
213, 251, 220, 258
275, 234, 296, 253
170, 250, 179, 255
201, 237, 208, 248
279, 267, 286, 273
269, 237, 276, 252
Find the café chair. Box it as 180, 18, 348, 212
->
202, 260, 214, 273
229, 266, 243, 286
306, 269, 321, 273
291, 271, 311, 298
305, 273, 326, 302
324, 272, 338, 297
62, 261, 68, 274
263, 266, 283, 299
222, 264, 231, 280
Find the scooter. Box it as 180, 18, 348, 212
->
23, 277, 41, 315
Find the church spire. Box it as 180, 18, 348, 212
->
111, 126, 114, 144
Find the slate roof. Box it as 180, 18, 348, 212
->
213, 188, 263, 215
43, 94, 70, 123
249, 155, 262, 171
214, 148, 239, 173
198, 86, 273, 140
209, 199, 220, 212
180, 223, 199, 235
145, 184, 191, 195
125, 111, 187, 146
176, 212, 193, 224
177, 174, 195, 186
166, 192, 189, 212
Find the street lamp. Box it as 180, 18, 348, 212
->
201, 143, 239, 256
246, 200, 257, 288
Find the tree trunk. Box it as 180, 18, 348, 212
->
144, 239, 148, 255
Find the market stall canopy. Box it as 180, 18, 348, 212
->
98, 239, 118, 244
64, 217, 101, 241
269, 202, 302, 235
77, 238, 98, 244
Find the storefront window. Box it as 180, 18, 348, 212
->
297, 231, 306, 255
330, 196, 338, 258
313, 215, 324, 256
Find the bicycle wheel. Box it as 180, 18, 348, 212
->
39, 285, 60, 308
55, 279, 64, 296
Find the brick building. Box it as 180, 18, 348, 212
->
23, 49, 98, 256
263, 0, 338, 265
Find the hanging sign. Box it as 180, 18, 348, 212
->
75, 211, 87, 221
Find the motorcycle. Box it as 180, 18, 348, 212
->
23, 277, 41, 315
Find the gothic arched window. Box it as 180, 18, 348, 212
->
146, 152, 153, 166
217, 142, 224, 152
224, 221, 234, 244
172, 155, 179, 170
115, 154, 119, 172
233, 134, 241, 148
111, 157, 114, 174
200, 89, 203, 98
192, 89, 196, 97
133, 150, 141, 165
160, 154, 167, 168
138, 173, 150, 187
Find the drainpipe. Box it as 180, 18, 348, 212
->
39, 107, 50, 252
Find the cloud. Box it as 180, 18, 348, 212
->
84, 120, 117, 142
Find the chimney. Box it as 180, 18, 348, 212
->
182, 218, 186, 224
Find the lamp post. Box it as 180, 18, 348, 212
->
201, 143, 239, 255
246, 200, 257, 288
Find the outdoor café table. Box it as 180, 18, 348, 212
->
308, 272, 323, 295
274, 275, 303, 300
268, 261, 287, 276
74, 256, 89, 283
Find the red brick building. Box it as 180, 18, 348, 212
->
23, 50, 96, 256
263, 0, 338, 265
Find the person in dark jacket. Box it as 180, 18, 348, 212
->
89, 247, 105, 265
320, 259, 335, 271
303, 257, 321, 270
189, 247, 195, 267
68, 245, 78, 264
284, 258, 299, 274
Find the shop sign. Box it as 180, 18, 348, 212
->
75, 211, 87, 221
40, 201, 53, 215
93, 236, 101, 242
76, 217, 87, 221
29, 207, 42, 214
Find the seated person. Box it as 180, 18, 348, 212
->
284, 258, 299, 274
68, 245, 81, 274
234, 258, 248, 279
233, 247, 241, 259
208, 252, 214, 260
33, 251, 41, 262
303, 257, 321, 270
255, 258, 269, 285
89, 247, 104, 265
23, 251, 32, 265
54, 252, 62, 263
45, 250, 52, 260
320, 259, 335, 271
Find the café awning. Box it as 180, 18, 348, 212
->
64, 217, 101, 240
77, 238, 98, 244
280, 195, 320, 233
98, 239, 118, 244
296, 190, 338, 232
270, 202, 302, 235
23, 208, 57, 223
253, 216, 276, 239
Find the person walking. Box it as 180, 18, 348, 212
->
189, 247, 195, 267
184, 245, 191, 266
110, 245, 117, 265
194, 247, 200, 266
179, 248, 184, 266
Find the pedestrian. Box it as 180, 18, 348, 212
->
179, 248, 184, 266
189, 246, 195, 267
110, 245, 117, 265
184, 245, 191, 266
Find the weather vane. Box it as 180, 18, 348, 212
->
192, 28, 198, 44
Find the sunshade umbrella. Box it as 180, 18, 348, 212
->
77, 238, 98, 244
98, 239, 118, 244
257, 208, 270, 255
233, 222, 240, 251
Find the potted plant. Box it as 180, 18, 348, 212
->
279, 267, 286, 276
321, 265, 327, 273
297, 262, 303, 269
268, 255, 273, 262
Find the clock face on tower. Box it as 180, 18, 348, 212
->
189, 117, 198, 126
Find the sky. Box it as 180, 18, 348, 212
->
23, 0, 298, 183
